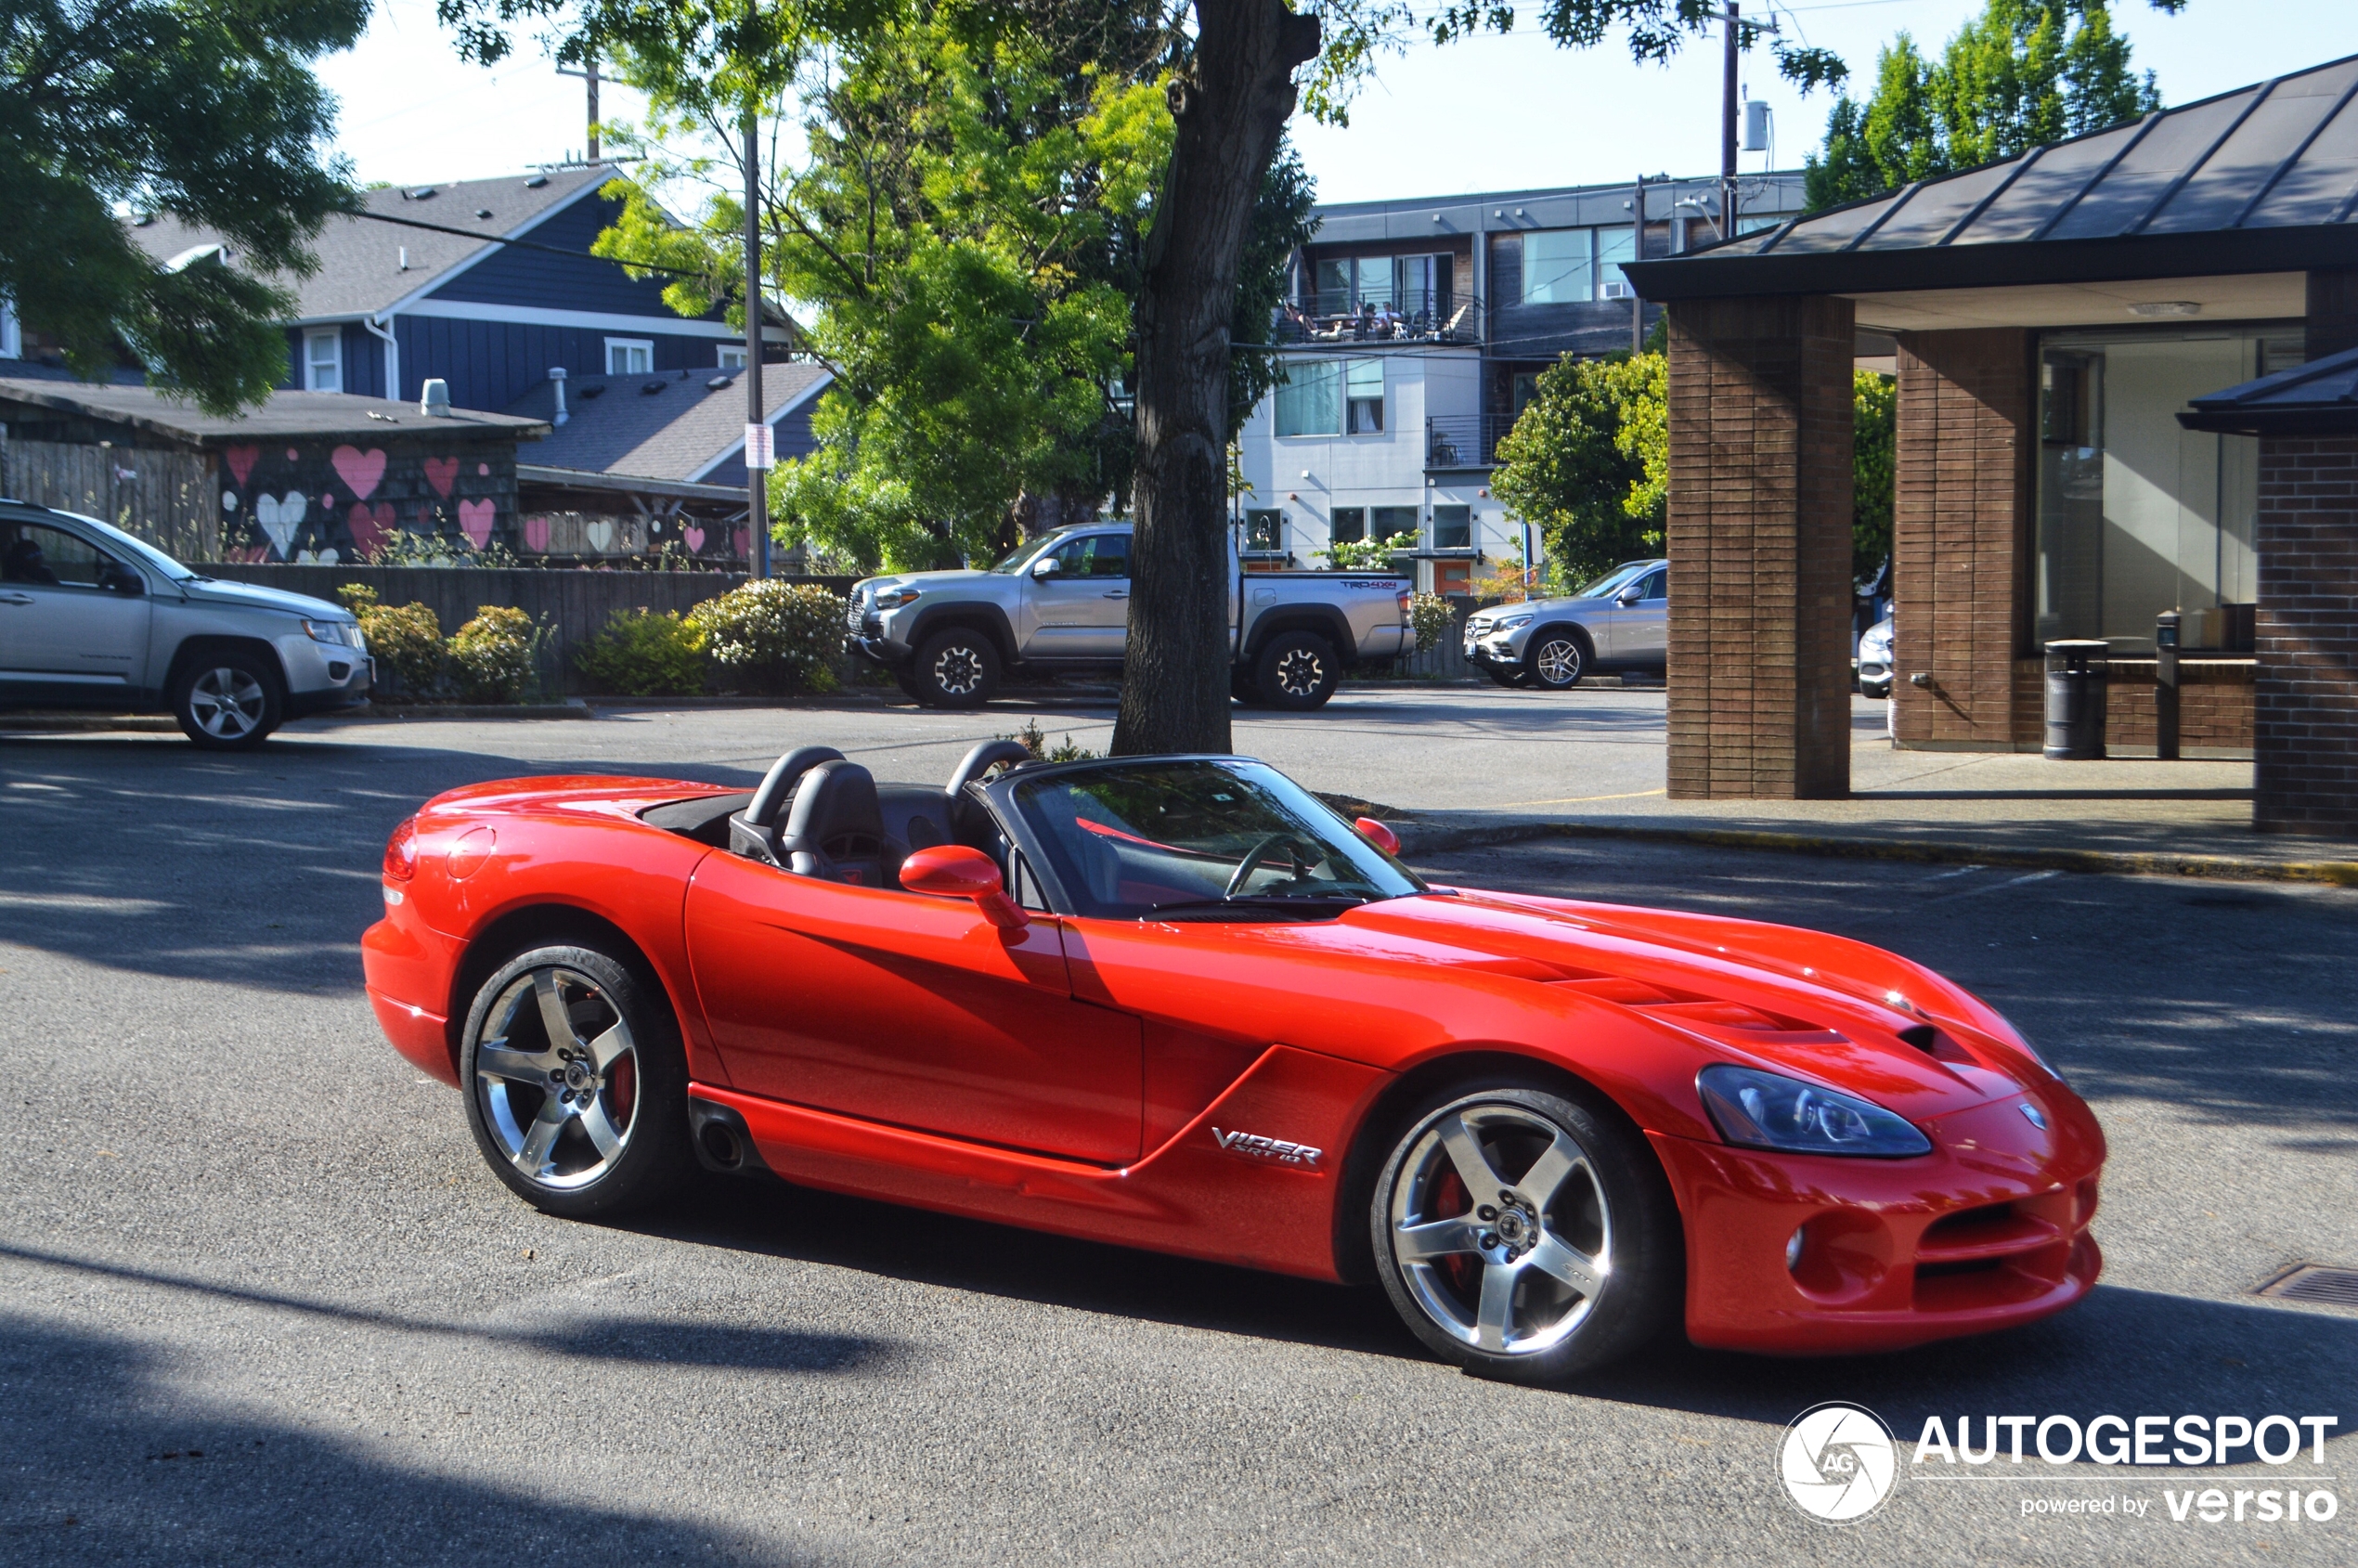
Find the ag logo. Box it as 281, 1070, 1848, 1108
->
1778, 1403, 1898, 1523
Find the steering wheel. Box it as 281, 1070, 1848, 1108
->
1224, 833, 1327, 899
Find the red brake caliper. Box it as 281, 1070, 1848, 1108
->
1429, 1167, 1479, 1299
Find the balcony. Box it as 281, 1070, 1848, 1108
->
1275, 288, 1481, 347
1424, 414, 1515, 471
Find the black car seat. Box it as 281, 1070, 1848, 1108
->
942, 739, 1035, 849
729, 745, 843, 864
774, 760, 907, 888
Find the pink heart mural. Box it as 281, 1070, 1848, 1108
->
458, 499, 496, 550
682, 525, 706, 552
346, 502, 395, 559
523, 515, 551, 553
421, 456, 460, 498
330, 445, 387, 500
225, 446, 260, 486
733, 529, 751, 559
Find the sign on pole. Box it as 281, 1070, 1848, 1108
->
744, 422, 775, 471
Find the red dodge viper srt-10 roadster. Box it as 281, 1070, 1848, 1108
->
363, 743, 2104, 1380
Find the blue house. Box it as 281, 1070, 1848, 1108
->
130, 166, 792, 414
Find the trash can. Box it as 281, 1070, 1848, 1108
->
2043, 640, 2109, 760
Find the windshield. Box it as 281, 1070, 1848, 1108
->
1568, 561, 1652, 601
988, 534, 1068, 574
47, 509, 200, 580
1010, 760, 1423, 920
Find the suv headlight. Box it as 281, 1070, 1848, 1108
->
1497, 613, 1534, 630
873, 587, 920, 610
1697, 1064, 1930, 1158
303, 619, 358, 647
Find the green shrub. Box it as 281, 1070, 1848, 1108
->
686, 579, 846, 694
575, 607, 708, 696
1409, 591, 1453, 654
356, 600, 446, 697
451, 605, 537, 703
1006, 716, 1097, 763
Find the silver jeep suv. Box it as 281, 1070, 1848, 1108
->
1463, 559, 1666, 690
0, 504, 371, 748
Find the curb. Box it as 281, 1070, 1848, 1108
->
1394, 818, 2358, 888
0, 715, 182, 733
308, 701, 591, 721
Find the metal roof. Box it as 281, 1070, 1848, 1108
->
2178, 343, 2358, 434
0, 378, 548, 447
1627, 53, 2358, 301
502, 362, 830, 482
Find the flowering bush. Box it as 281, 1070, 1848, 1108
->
1410, 591, 1453, 654
1313, 531, 1415, 571
686, 579, 846, 694
575, 608, 708, 696
451, 605, 538, 703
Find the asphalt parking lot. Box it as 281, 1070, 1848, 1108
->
2, 703, 2352, 1565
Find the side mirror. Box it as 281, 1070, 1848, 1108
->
1354, 816, 1401, 856
900, 844, 1030, 930
1616, 587, 1642, 606
1030, 555, 1060, 578
108, 571, 145, 597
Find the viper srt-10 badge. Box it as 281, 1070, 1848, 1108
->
1212, 1127, 1323, 1167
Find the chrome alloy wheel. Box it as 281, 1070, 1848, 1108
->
1532, 636, 1584, 688
473, 966, 641, 1191
1271, 645, 1327, 700
1388, 1104, 1612, 1355
930, 643, 988, 697
188, 666, 267, 739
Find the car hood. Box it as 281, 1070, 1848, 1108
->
855, 566, 996, 597
1473, 595, 1607, 618
175, 577, 350, 621
1331, 888, 2054, 1121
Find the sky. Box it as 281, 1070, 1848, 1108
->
319, 1, 2358, 205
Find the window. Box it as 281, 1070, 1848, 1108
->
1432, 505, 1471, 551
1275, 358, 1341, 436
0, 294, 19, 359
1521, 230, 1592, 305
1633, 568, 1666, 601
1510, 372, 1540, 417
1595, 226, 1636, 300
304, 329, 341, 393
1345, 358, 1383, 434
1, 521, 129, 590
1329, 507, 1366, 546
1394, 254, 1444, 318
716, 344, 748, 370
1244, 510, 1284, 553
1369, 505, 1419, 546
605, 338, 654, 376
1049, 533, 1130, 577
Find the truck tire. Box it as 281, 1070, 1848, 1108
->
1254, 631, 1339, 711
911, 627, 1002, 709
170, 649, 284, 749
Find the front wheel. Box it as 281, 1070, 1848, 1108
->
1371, 1084, 1679, 1381
911, 628, 1002, 709
460, 944, 690, 1219
1254, 631, 1339, 711
171, 651, 283, 749
1481, 663, 1522, 690
1525, 630, 1587, 691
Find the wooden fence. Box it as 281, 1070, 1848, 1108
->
0, 437, 221, 562
201, 564, 857, 697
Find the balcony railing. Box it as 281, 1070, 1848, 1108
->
1424, 414, 1516, 471
1275, 288, 1480, 346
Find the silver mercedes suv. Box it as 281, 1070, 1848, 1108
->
1462, 559, 1666, 690
1, 503, 370, 748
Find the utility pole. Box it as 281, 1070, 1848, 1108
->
743, 110, 771, 579
1721, 3, 1741, 241
1631, 174, 1647, 353
556, 56, 602, 162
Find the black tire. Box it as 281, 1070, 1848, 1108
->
1253, 630, 1340, 711
911, 627, 1002, 709
1480, 663, 1522, 690
1370, 1082, 1679, 1383
1230, 667, 1263, 706
891, 667, 926, 703
1524, 628, 1587, 691
169, 649, 283, 749
460, 943, 691, 1220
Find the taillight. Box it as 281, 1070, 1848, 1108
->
383, 818, 418, 881
1396, 589, 1413, 620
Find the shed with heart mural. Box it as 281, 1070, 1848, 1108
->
0, 375, 550, 564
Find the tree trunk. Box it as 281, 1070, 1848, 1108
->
1112, 0, 1317, 756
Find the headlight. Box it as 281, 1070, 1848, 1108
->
873, 587, 920, 610
1498, 613, 1534, 630
302, 619, 357, 646
1697, 1064, 1930, 1158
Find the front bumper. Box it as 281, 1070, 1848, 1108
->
1652, 1090, 2105, 1354
1463, 628, 1530, 667
848, 634, 912, 668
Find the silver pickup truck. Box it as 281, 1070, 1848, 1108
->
1, 501, 371, 748
848, 524, 1412, 710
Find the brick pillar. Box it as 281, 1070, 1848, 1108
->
2307, 269, 2358, 361
1665, 295, 1855, 799
2254, 434, 2358, 836
1889, 330, 2038, 749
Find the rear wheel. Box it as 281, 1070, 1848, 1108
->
170, 651, 282, 749
460, 944, 690, 1219
1371, 1083, 1678, 1382
1525, 630, 1587, 691
1254, 631, 1339, 711
910, 628, 1002, 709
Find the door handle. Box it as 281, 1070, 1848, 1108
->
1102, 591, 1128, 600
0, 591, 33, 606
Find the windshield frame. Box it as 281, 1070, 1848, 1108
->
1566, 560, 1657, 601
36, 507, 201, 581
987, 532, 1076, 575
982, 756, 1426, 923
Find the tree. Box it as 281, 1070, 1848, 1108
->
1805, 1, 2180, 211
1851, 369, 1895, 578
1, 0, 369, 412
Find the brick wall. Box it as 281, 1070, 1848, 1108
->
2255, 435, 2358, 835
1664, 295, 1856, 799
1891, 329, 2036, 750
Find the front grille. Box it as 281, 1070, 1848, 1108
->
1912, 1193, 2084, 1312
856, 612, 882, 639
